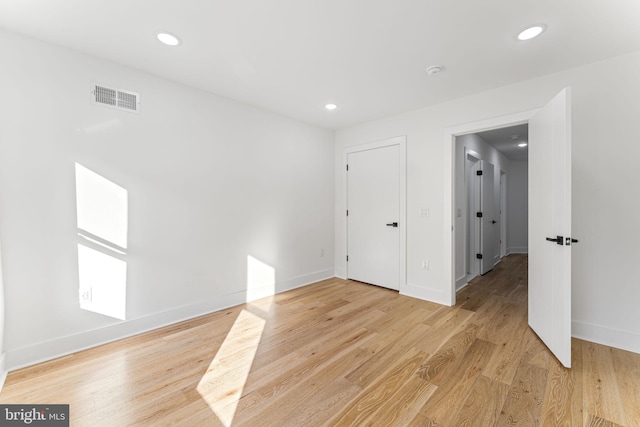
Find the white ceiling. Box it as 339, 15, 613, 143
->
476, 124, 529, 161
1, 0, 639, 130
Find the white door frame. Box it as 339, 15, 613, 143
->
444, 110, 535, 306
500, 171, 507, 258
465, 150, 481, 284
344, 136, 407, 291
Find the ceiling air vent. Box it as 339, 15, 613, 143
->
91, 83, 140, 113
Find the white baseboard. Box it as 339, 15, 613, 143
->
456, 282, 470, 292
573, 320, 640, 355
455, 275, 467, 291
401, 283, 451, 306
5, 269, 334, 372
507, 247, 528, 254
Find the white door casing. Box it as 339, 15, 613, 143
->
500, 172, 507, 259
528, 88, 572, 367
480, 160, 495, 275
466, 153, 481, 280
445, 111, 531, 306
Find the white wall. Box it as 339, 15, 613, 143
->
335, 50, 640, 353
506, 160, 528, 254
0, 30, 335, 370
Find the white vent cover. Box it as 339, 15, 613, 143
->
91, 83, 140, 113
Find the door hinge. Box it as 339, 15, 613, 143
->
476, 212, 483, 218
346, 210, 349, 216
346, 164, 349, 171
476, 253, 483, 259
477, 170, 483, 176
346, 255, 349, 262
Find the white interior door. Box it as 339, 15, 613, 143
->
347, 145, 400, 290
480, 160, 495, 275
529, 88, 572, 367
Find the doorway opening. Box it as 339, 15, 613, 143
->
453, 122, 529, 294
455, 124, 529, 292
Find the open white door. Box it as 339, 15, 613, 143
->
347, 144, 400, 290
528, 88, 572, 367
479, 161, 495, 275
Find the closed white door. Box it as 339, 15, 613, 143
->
480, 160, 495, 275
529, 88, 572, 367
347, 144, 400, 290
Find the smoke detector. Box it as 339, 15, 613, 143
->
426, 65, 444, 76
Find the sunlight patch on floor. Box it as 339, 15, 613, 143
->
197, 309, 265, 426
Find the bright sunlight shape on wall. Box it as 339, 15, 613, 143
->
75, 164, 128, 249
75, 163, 128, 319
246, 255, 275, 302
77, 245, 127, 319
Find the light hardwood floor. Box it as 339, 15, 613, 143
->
1, 254, 639, 426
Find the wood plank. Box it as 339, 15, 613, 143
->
611, 346, 640, 427
327, 347, 430, 426
371, 375, 437, 426
540, 359, 578, 426
451, 375, 509, 427
415, 306, 476, 355
585, 414, 625, 427
496, 361, 548, 426
583, 341, 627, 426
235, 346, 371, 426
570, 337, 586, 426
477, 300, 526, 345
418, 339, 496, 425
416, 323, 480, 385
482, 325, 527, 385
345, 322, 431, 388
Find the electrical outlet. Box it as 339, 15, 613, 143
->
80, 288, 91, 303
422, 260, 429, 270
320, 248, 325, 257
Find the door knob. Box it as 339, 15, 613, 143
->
491, 220, 497, 224
386, 222, 398, 227
546, 235, 564, 245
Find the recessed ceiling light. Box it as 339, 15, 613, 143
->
518, 142, 528, 147
517, 25, 545, 41
157, 32, 181, 46
324, 103, 338, 111
426, 65, 444, 76
511, 134, 520, 139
